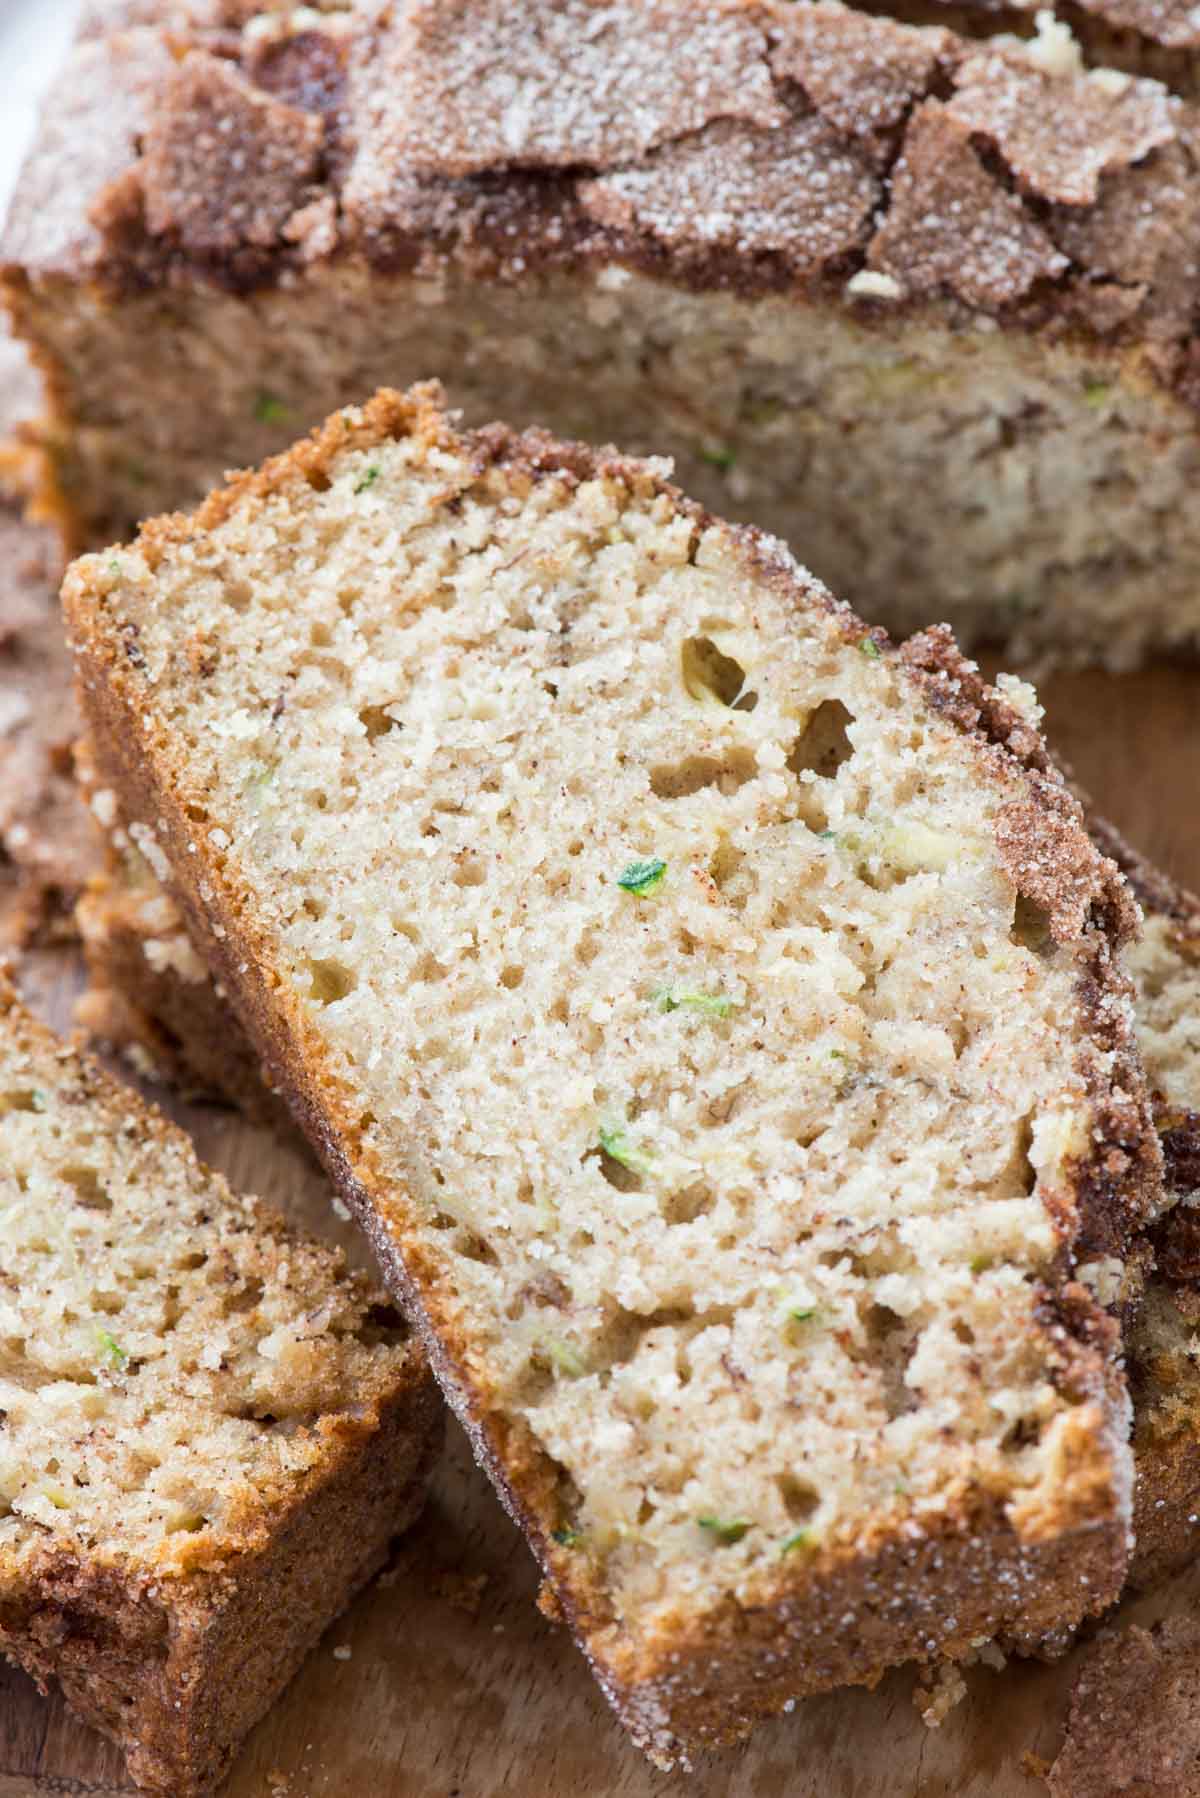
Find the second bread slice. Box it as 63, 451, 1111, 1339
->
0, 977, 442, 1794
65, 386, 1160, 1766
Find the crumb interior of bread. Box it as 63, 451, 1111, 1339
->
0, 1007, 410, 1568
1124, 916, 1200, 1116
39, 262, 1200, 666
88, 421, 1110, 1624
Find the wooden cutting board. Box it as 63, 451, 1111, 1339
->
3, 661, 1199, 1796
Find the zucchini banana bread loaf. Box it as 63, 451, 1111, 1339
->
64, 386, 1160, 1765
9, 0, 1200, 665
0, 976, 441, 1795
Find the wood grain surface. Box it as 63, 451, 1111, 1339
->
2, 662, 1199, 1796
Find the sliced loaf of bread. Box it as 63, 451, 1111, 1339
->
64, 387, 1160, 1766
8, 0, 1200, 665
0, 976, 441, 1795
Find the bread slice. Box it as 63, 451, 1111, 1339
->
8, 0, 1200, 666
0, 975, 442, 1795
77, 753, 1200, 1607
1087, 822, 1200, 1591
76, 735, 1200, 1605
63, 386, 1160, 1766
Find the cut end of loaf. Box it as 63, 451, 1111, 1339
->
62, 386, 1158, 1763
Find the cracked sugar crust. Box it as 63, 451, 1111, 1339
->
63, 389, 1157, 1715
349, 0, 787, 178
7, 0, 1200, 409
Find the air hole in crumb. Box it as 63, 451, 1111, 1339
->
505, 1271, 573, 1319
61, 1166, 111, 1212
303, 896, 325, 921
359, 705, 398, 741
1000, 1114, 1037, 1198
787, 699, 855, 779
457, 1232, 499, 1268
226, 1277, 265, 1315
310, 620, 332, 648
361, 1303, 406, 1345
414, 952, 447, 984
953, 1320, 976, 1346
858, 1302, 917, 1420
1002, 1416, 1043, 1451
305, 958, 357, 1004
681, 636, 755, 709
589, 1303, 697, 1373
452, 854, 487, 888
662, 1183, 715, 1225
185, 803, 208, 824
1012, 893, 1053, 954
392, 918, 420, 944
499, 965, 525, 990
777, 1474, 820, 1524
708, 840, 746, 895
223, 579, 252, 613
305, 468, 331, 493
4, 1090, 47, 1113
567, 839, 584, 857
650, 750, 756, 800
589, 1146, 644, 1195
637, 1496, 656, 1526
512, 1356, 554, 1407
575, 929, 602, 966
549, 996, 568, 1024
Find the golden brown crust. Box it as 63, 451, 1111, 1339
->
62, 387, 1159, 1768
5, 1408, 440, 1796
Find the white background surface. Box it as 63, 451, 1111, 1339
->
1, 0, 81, 218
